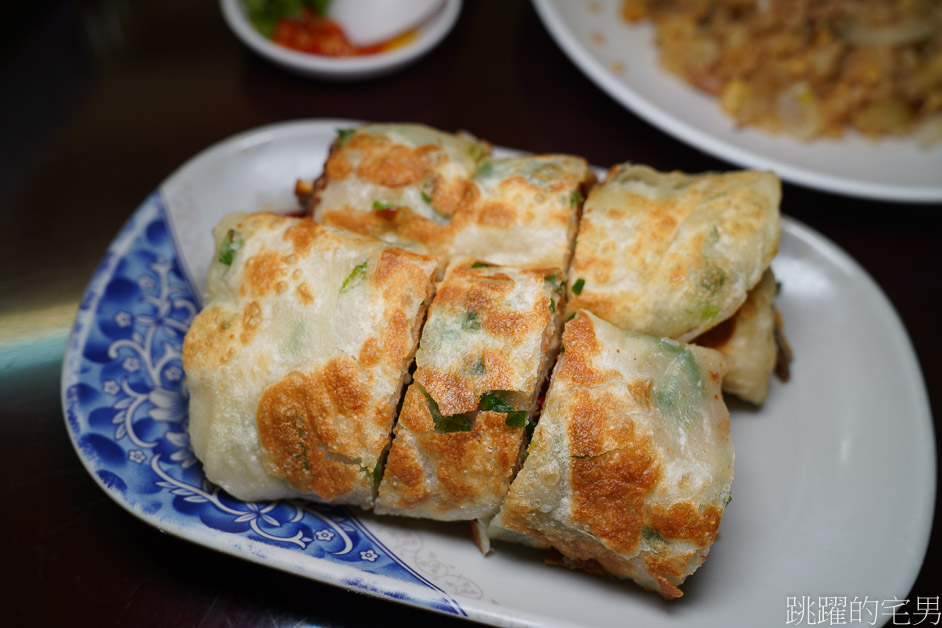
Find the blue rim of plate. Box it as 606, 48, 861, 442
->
60, 191, 469, 619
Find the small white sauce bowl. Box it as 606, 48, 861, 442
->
220, 0, 462, 81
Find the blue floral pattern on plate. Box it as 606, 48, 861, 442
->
61, 192, 466, 619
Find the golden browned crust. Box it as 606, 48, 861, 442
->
355, 139, 433, 188
313, 124, 487, 258
311, 125, 592, 270
375, 260, 562, 520
415, 262, 557, 415
183, 212, 437, 505
449, 154, 594, 270
376, 386, 525, 519
182, 305, 237, 367
256, 365, 369, 500
567, 164, 781, 341
242, 251, 286, 298
555, 312, 611, 387
419, 368, 481, 417
494, 311, 733, 599
647, 503, 723, 547
568, 390, 661, 557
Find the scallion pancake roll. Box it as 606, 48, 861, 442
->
566, 163, 781, 342
449, 154, 594, 270
183, 212, 437, 506
312, 123, 490, 255
375, 259, 563, 520
311, 124, 593, 270
492, 311, 734, 599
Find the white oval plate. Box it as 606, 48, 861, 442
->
220, 0, 462, 81
62, 120, 935, 627
532, 0, 942, 203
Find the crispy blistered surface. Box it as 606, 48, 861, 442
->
313, 124, 489, 255
494, 311, 733, 598
375, 259, 562, 520
255, 366, 367, 501
415, 260, 560, 415
449, 155, 594, 270
312, 124, 592, 269
695, 269, 778, 404
183, 212, 436, 505
375, 386, 525, 521
567, 164, 780, 341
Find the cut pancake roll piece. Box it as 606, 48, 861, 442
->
490, 311, 734, 599
449, 153, 595, 270
566, 163, 781, 342
694, 268, 779, 404
309, 123, 593, 270
311, 123, 492, 255
374, 259, 564, 521
182, 212, 437, 506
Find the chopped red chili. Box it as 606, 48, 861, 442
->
271, 8, 410, 57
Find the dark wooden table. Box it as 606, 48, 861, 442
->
1, 1, 937, 625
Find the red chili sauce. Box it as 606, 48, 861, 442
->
271, 8, 414, 56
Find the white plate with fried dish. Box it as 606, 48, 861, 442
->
62, 119, 935, 627
532, 0, 942, 203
